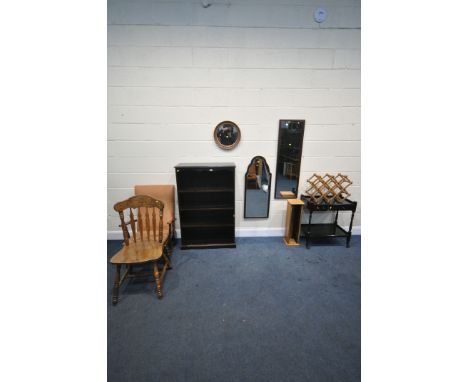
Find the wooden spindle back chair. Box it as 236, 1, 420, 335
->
134, 185, 176, 256
110, 195, 172, 305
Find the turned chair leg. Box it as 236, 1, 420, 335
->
167, 243, 174, 259
112, 264, 121, 305
170, 224, 176, 256
153, 263, 163, 299
163, 248, 172, 270
167, 229, 176, 258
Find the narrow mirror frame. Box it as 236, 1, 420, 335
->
274, 119, 305, 199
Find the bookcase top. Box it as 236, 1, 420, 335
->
175, 162, 236, 168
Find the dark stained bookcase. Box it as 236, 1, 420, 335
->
175, 163, 236, 249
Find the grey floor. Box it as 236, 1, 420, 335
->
108, 236, 361, 382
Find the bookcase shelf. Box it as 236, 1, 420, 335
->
178, 187, 234, 194
175, 163, 236, 249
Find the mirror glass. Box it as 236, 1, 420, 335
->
244, 156, 271, 218
274, 120, 305, 199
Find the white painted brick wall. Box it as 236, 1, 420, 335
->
108, 0, 361, 234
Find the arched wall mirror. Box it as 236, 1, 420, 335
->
244, 156, 271, 218
274, 120, 305, 199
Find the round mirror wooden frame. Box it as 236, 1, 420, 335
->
213, 121, 241, 150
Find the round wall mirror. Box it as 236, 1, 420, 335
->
213, 121, 241, 150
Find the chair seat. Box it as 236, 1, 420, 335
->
111, 225, 171, 264
111, 238, 164, 264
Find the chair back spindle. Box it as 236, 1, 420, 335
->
118, 211, 130, 245
114, 195, 164, 245
145, 207, 150, 240
129, 208, 137, 243
152, 208, 156, 241
138, 208, 144, 241
159, 208, 163, 243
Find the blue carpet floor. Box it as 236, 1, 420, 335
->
108, 236, 361, 382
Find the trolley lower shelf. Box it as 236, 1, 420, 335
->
301, 223, 350, 247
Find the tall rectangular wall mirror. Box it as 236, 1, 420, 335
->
274, 120, 305, 199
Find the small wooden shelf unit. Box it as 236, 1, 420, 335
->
283, 199, 304, 246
